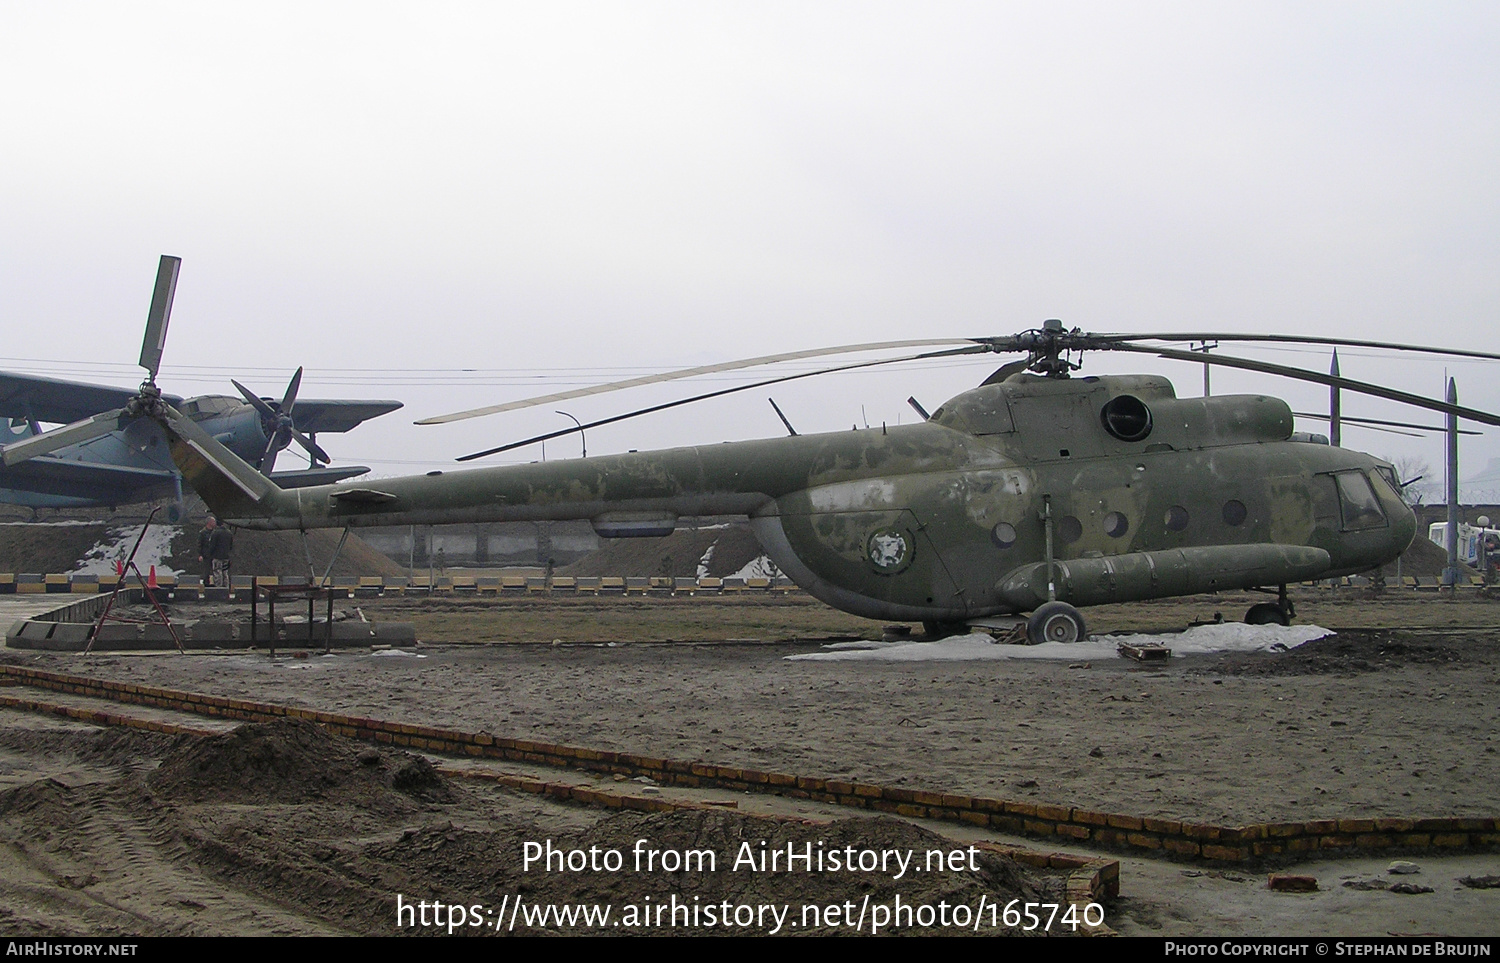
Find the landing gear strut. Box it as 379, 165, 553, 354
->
922, 620, 967, 641
1244, 584, 1295, 626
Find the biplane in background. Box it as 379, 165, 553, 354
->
0, 257, 401, 520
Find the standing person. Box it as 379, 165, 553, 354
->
210, 521, 234, 587
197, 517, 218, 586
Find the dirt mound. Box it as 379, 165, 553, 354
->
165, 526, 406, 578
1193, 629, 1485, 676
149, 718, 452, 805
0, 516, 404, 577
0, 523, 113, 574
562, 523, 766, 578
0, 777, 79, 820
363, 808, 1063, 935
0, 723, 174, 772
1380, 534, 1477, 579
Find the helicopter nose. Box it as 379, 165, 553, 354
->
1389, 495, 1417, 556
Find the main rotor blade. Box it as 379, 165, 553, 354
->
1301, 420, 1420, 438
417, 338, 979, 425
1106, 342, 1500, 427
158, 403, 273, 502
457, 345, 991, 461
138, 255, 182, 381
1088, 331, 1500, 362
1292, 411, 1483, 436
1, 408, 129, 466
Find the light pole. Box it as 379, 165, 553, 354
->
556, 410, 586, 458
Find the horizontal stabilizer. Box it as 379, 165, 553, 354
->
270, 466, 372, 488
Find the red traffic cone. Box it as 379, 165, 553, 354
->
148, 565, 158, 589
116, 559, 125, 577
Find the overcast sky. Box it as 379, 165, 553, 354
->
3, 2, 1497, 495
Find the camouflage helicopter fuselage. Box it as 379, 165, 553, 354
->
164, 373, 1415, 624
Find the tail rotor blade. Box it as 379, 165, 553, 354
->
138, 255, 182, 382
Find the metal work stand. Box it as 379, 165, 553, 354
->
86, 507, 184, 655
250, 582, 336, 659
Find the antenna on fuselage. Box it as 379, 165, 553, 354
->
767, 398, 798, 436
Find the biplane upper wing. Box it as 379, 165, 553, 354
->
283, 400, 403, 434
0, 372, 183, 426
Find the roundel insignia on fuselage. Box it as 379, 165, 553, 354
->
867, 528, 914, 574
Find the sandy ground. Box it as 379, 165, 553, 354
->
32, 600, 1498, 827
1, 590, 1497, 937
0, 713, 1065, 937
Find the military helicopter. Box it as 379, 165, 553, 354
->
120, 320, 1500, 643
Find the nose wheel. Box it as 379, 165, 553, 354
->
1026, 601, 1087, 645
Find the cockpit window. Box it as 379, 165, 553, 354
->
931, 392, 1015, 435
179, 395, 240, 419
1334, 471, 1387, 531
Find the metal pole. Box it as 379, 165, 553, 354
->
1329, 350, 1341, 448
1191, 341, 1216, 397
1041, 495, 1057, 602
320, 527, 351, 588
1443, 377, 1460, 589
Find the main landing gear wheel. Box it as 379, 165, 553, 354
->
1244, 602, 1291, 626
1026, 602, 1087, 645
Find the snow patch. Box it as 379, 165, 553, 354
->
786, 623, 1333, 663
71, 525, 182, 576
726, 554, 781, 580
696, 543, 715, 579
0, 521, 100, 527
